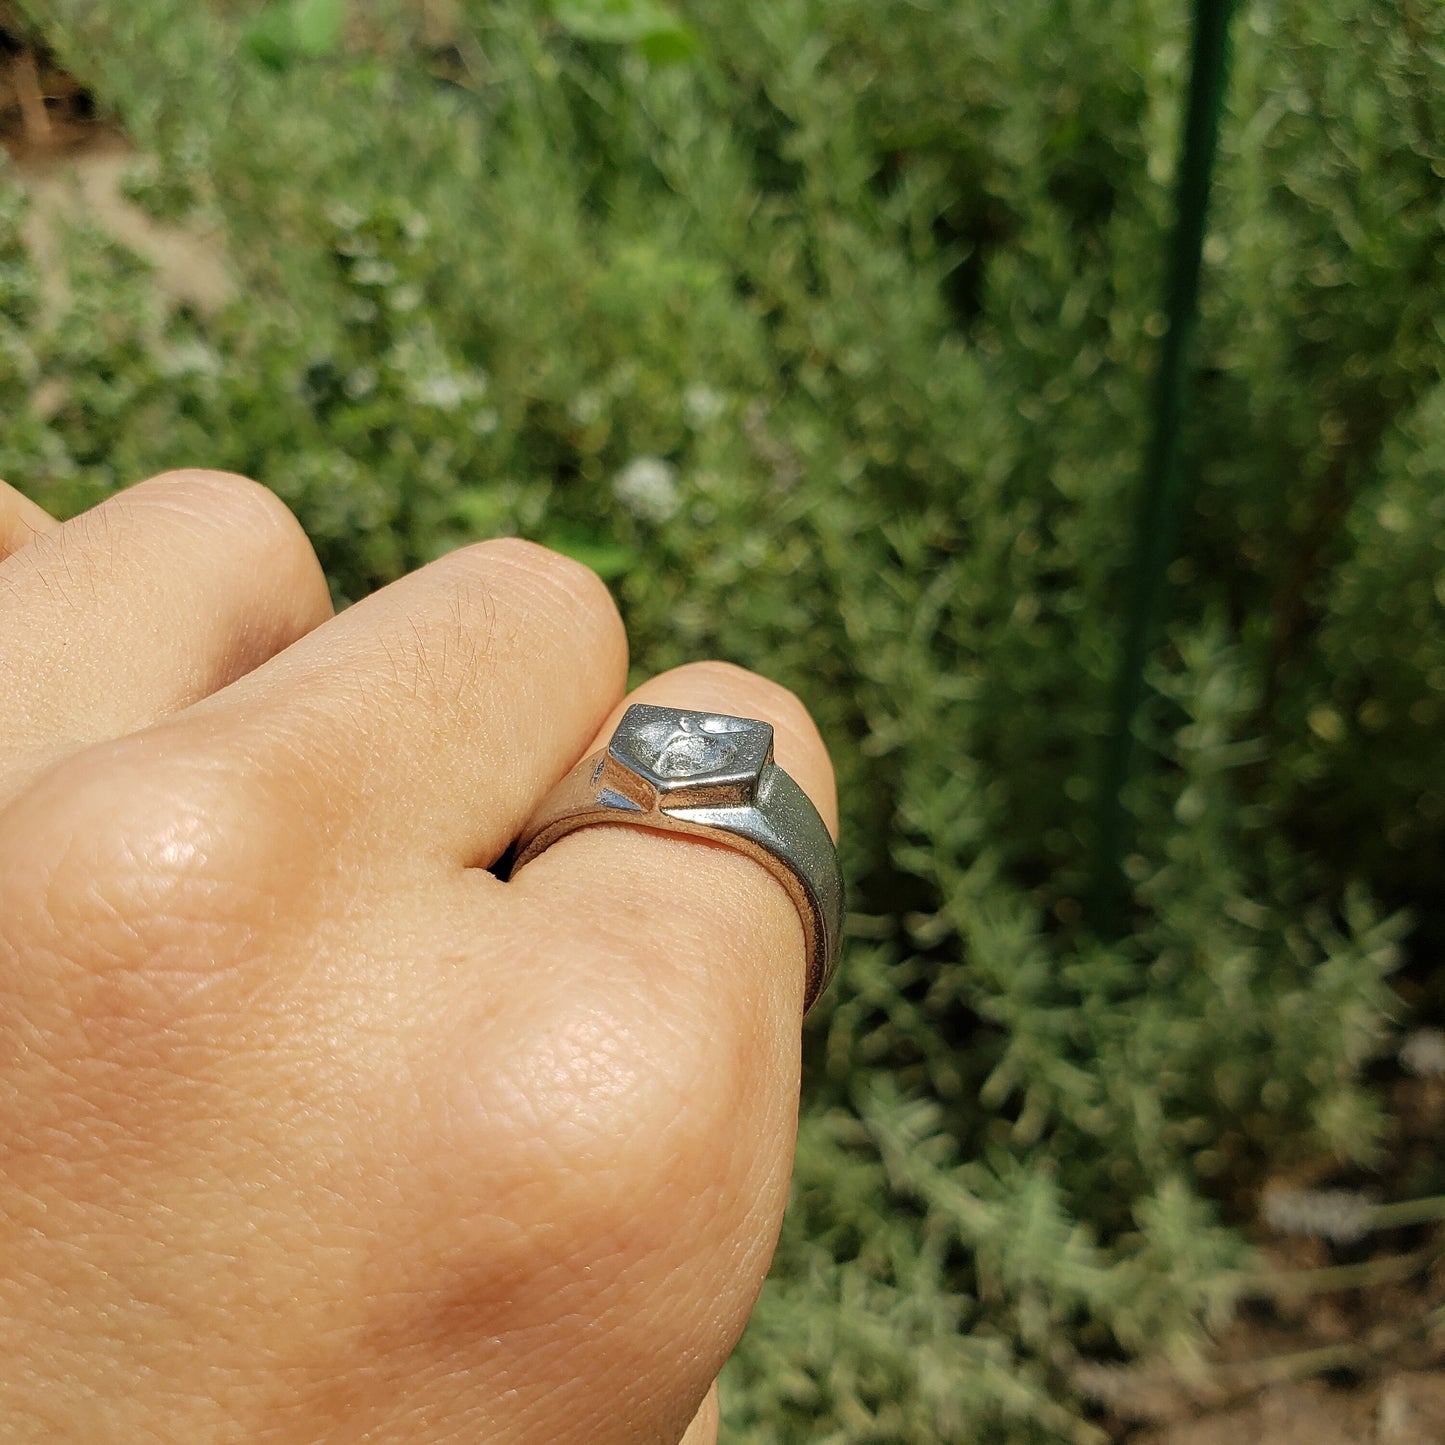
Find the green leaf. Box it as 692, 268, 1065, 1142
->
243, 0, 344, 71
541, 530, 639, 581
551, 0, 699, 65
638, 25, 699, 66
291, 0, 345, 57
242, 8, 298, 70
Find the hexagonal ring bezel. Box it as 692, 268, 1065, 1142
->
602, 703, 775, 811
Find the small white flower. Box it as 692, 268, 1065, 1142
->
683, 383, 725, 428
343, 366, 378, 400
413, 374, 464, 410
568, 388, 605, 426
613, 455, 680, 524
158, 339, 222, 379
335, 230, 380, 259
387, 338, 422, 370
326, 202, 366, 232
1401, 1029, 1445, 1078
1262, 1187, 1375, 1244
404, 360, 487, 413
351, 258, 399, 288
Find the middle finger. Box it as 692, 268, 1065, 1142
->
172, 538, 629, 875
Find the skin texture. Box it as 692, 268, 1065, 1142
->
0, 471, 837, 1443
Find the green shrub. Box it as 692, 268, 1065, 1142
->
5, 0, 1443, 1437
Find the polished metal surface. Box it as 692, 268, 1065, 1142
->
510, 703, 844, 1013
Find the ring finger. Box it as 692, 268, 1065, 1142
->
412, 661, 836, 1443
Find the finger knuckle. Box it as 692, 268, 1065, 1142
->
475, 976, 750, 1255
406, 540, 624, 704
0, 735, 283, 1021
137, 469, 312, 565
470, 537, 623, 639
382, 555, 499, 712
140, 466, 273, 516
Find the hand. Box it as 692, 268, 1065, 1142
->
0, 471, 837, 1443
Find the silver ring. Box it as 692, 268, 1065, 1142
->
509, 703, 843, 1014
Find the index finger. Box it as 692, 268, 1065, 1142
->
0, 479, 58, 561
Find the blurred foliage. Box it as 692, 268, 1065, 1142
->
550, 0, 699, 67
243, 0, 347, 71
4, 0, 1444, 1438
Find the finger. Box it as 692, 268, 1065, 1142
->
0, 478, 58, 560
679, 1384, 720, 1445
0, 470, 333, 797
176, 538, 628, 873
590, 663, 839, 836
473, 661, 835, 1437
510, 657, 839, 977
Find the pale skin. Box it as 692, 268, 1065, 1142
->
0, 470, 838, 1443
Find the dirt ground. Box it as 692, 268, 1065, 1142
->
4, 20, 1444, 1445
1135, 1374, 1445, 1444
2, 18, 233, 314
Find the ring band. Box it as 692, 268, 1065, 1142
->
508, 703, 844, 1013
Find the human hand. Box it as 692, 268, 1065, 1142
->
0, 471, 837, 1442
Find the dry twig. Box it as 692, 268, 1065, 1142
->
10, 49, 51, 144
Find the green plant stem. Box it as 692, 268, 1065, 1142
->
1232, 1247, 1433, 1299
1088, 0, 1237, 931
1372, 1194, 1445, 1230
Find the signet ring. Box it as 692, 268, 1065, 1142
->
508, 703, 844, 1014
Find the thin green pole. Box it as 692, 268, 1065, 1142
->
1088, 0, 1237, 931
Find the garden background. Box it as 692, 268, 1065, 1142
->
2, 1, 1444, 1439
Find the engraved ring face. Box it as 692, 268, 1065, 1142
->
510, 701, 843, 1012
607, 703, 775, 807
